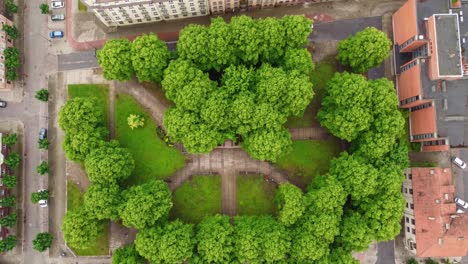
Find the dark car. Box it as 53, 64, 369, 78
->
0, 100, 6, 108
39, 128, 47, 140
49, 31, 64, 38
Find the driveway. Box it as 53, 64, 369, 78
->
376, 240, 395, 264
309, 16, 383, 41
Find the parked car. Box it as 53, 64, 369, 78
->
51, 14, 65, 21
49, 31, 64, 38
452, 157, 466, 169
38, 199, 48, 208
39, 128, 47, 140
455, 197, 468, 210
0, 100, 6, 108
51, 1, 64, 8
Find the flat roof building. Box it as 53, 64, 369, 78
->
393, 0, 468, 151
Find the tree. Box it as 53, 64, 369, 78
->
112, 244, 145, 264
58, 97, 104, 134
84, 144, 134, 184
282, 48, 315, 76
32, 232, 53, 252
229, 92, 256, 135
177, 24, 211, 70
196, 215, 234, 263
243, 128, 292, 162
2, 24, 19, 40
230, 15, 261, 65
163, 107, 199, 142
61, 208, 104, 249
0, 196, 16, 207
3, 133, 17, 146
233, 216, 291, 263
127, 114, 144, 130
39, 4, 49, 14
281, 15, 313, 49
0, 235, 17, 253
258, 17, 286, 64
119, 180, 172, 229
35, 89, 49, 102
318, 72, 373, 141
326, 247, 359, 264
31, 190, 49, 203
336, 211, 373, 251
5, 152, 20, 168
0, 213, 17, 227
131, 33, 171, 83
6, 69, 18, 81
97, 39, 134, 81
84, 183, 122, 220
337, 27, 392, 73
200, 90, 231, 130
4, 47, 20, 69
221, 64, 255, 95
328, 152, 378, 201
179, 124, 224, 154
135, 220, 195, 264
63, 128, 107, 162
2, 174, 17, 189
38, 138, 49, 149
275, 183, 305, 226
5, 0, 18, 14
36, 161, 49, 175
206, 17, 236, 71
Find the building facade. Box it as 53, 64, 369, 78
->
393, 0, 468, 151
0, 15, 13, 91
402, 168, 468, 257
82, 0, 209, 27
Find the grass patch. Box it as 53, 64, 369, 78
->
171, 175, 222, 223
66, 181, 109, 256
287, 57, 338, 128
276, 139, 342, 188
68, 84, 109, 127
78, 0, 88, 11
237, 175, 276, 216
115, 93, 185, 185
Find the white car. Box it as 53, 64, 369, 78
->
452, 157, 466, 169
51, 1, 64, 9
38, 199, 48, 208
455, 197, 468, 210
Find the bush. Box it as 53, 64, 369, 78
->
36, 161, 49, 175
32, 233, 53, 252
3, 133, 17, 146
38, 138, 49, 149
0, 235, 16, 253
0, 196, 16, 207
2, 24, 19, 40
407, 258, 418, 264
2, 175, 17, 189
127, 114, 145, 130
0, 213, 17, 227
35, 89, 49, 102
5, 0, 18, 14
39, 4, 49, 14
5, 152, 20, 168
31, 190, 49, 203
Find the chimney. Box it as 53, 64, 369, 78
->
428, 216, 436, 221
430, 170, 435, 175
438, 238, 444, 245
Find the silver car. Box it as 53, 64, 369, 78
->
51, 14, 65, 21
455, 197, 468, 210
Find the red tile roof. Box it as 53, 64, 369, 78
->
421, 144, 450, 152
392, 0, 418, 45
411, 168, 468, 257
396, 60, 422, 103
410, 105, 437, 137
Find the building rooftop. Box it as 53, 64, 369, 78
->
433, 14, 463, 77
392, 0, 418, 45
411, 168, 468, 258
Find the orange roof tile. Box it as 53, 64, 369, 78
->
411, 168, 468, 257
393, 0, 418, 45
397, 60, 422, 102
421, 144, 450, 152
410, 105, 437, 136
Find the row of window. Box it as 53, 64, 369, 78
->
404, 173, 413, 180
400, 95, 419, 106
406, 226, 416, 235
405, 216, 415, 225
410, 102, 432, 112
400, 59, 418, 73
413, 133, 435, 140
403, 187, 413, 195
405, 202, 414, 209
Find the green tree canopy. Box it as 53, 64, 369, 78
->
207, 17, 236, 71
196, 215, 234, 263
84, 144, 134, 184
131, 33, 171, 83
337, 27, 392, 73
112, 244, 145, 264
5, 0, 18, 13
84, 182, 122, 220
119, 180, 172, 229
5, 152, 20, 168
2, 24, 19, 40
38, 138, 49, 149
36, 161, 49, 175
177, 24, 211, 70
2, 175, 17, 189
2, 133, 17, 146
0, 196, 15, 207
97, 39, 134, 81
0, 235, 16, 253
4, 47, 20, 69
258, 17, 286, 64
58, 97, 105, 134
275, 183, 305, 226
63, 128, 107, 162
243, 128, 292, 162
61, 208, 104, 249
0, 213, 17, 227
32, 232, 53, 252
230, 15, 261, 65
282, 48, 315, 76
135, 220, 195, 264
281, 15, 313, 49
31, 190, 49, 203
318, 72, 373, 141
35, 89, 49, 102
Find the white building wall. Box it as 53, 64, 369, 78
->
402, 168, 417, 255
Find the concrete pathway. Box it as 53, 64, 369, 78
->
289, 127, 331, 140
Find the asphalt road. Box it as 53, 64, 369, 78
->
58, 51, 98, 71
455, 149, 468, 202
309, 16, 383, 41
0, 1, 52, 263
376, 241, 396, 264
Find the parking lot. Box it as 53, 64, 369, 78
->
453, 148, 468, 204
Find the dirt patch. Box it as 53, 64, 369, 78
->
66, 161, 89, 192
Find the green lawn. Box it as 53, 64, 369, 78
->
276, 139, 342, 188
115, 93, 185, 185
68, 84, 109, 126
236, 175, 276, 216
171, 175, 222, 223
78, 0, 88, 11
66, 181, 109, 256
287, 57, 338, 128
